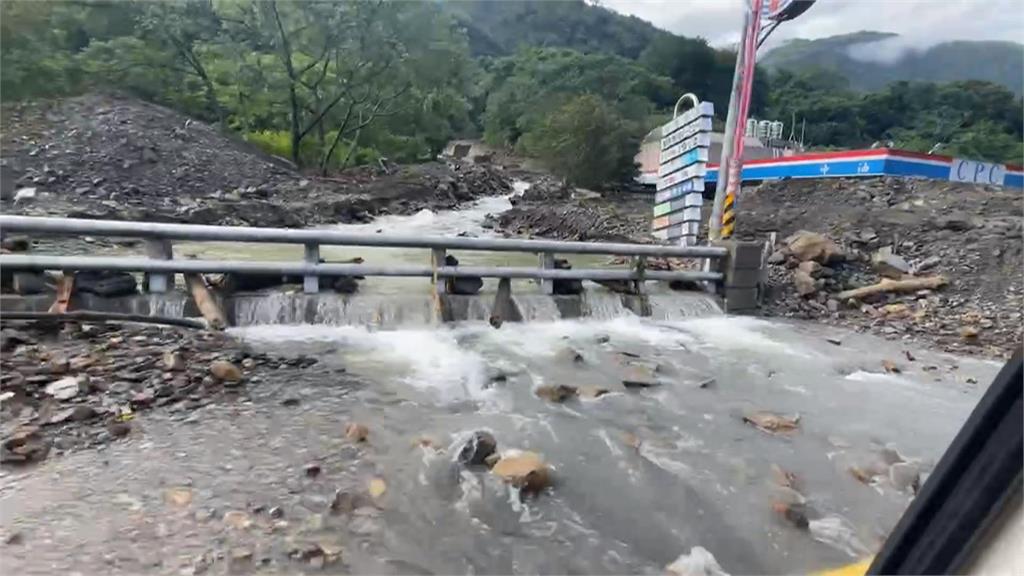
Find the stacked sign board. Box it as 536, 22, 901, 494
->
652, 100, 713, 244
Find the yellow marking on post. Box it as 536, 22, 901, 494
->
721, 191, 737, 238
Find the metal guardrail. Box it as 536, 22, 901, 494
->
0, 215, 726, 294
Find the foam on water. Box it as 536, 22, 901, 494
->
673, 316, 818, 358
330, 193, 515, 237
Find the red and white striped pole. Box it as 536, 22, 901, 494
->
709, 0, 815, 240
710, 0, 764, 240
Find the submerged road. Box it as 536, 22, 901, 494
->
0, 314, 998, 575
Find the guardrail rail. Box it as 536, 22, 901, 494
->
0, 216, 728, 295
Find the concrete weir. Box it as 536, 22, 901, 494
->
0, 289, 723, 328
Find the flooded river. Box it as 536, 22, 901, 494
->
0, 189, 1000, 575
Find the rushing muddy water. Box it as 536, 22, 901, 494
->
0, 315, 997, 575
0, 186, 1001, 574
176, 182, 623, 299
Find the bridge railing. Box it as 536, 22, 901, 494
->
0, 215, 727, 295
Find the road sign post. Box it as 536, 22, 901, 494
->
652, 94, 713, 246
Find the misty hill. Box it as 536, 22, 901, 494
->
446, 0, 669, 59
762, 31, 1024, 93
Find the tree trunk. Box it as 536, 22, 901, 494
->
320, 105, 355, 175
288, 84, 301, 165
339, 127, 362, 170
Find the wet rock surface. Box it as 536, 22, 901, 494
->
1, 93, 513, 234
0, 321, 333, 466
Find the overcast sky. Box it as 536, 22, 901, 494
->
603, 0, 1024, 50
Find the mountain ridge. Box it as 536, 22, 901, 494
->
762, 31, 1024, 93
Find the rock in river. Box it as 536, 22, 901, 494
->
345, 422, 369, 442
535, 384, 577, 403
622, 364, 660, 388
742, 411, 800, 434
209, 360, 242, 383
577, 385, 610, 399
491, 450, 551, 493
457, 430, 497, 466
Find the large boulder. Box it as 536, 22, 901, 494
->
785, 231, 843, 264
491, 450, 551, 493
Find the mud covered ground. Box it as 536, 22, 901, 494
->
1, 93, 511, 229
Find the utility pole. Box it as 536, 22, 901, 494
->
708, 0, 816, 241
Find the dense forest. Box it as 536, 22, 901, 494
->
2, 0, 1021, 188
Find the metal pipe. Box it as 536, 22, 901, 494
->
0, 216, 728, 258
0, 310, 206, 330
0, 255, 723, 282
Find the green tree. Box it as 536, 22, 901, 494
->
519, 94, 642, 187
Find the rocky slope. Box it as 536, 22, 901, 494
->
736, 177, 1022, 358
0, 93, 512, 228
487, 176, 653, 243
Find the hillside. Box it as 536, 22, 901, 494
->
446, 0, 669, 59
762, 31, 1024, 93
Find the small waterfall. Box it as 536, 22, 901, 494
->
647, 291, 722, 320
322, 295, 436, 327
146, 295, 187, 318
512, 294, 561, 322
230, 293, 438, 327
582, 292, 634, 319
232, 292, 308, 325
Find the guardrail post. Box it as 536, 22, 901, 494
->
633, 256, 647, 294
539, 253, 554, 295
145, 239, 173, 293
431, 248, 447, 294
712, 240, 763, 314
303, 243, 320, 294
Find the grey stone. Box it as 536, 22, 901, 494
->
767, 250, 787, 265
872, 249, 910, 279
913, 255, 941, 273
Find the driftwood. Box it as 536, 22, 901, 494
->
489, 277, 522, 328
835, 275, 947, 301
184, 273, 227, 330
1, 310, 206, 329
48, 274, 75, 314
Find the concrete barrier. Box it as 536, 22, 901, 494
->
712, 240, 764, 314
